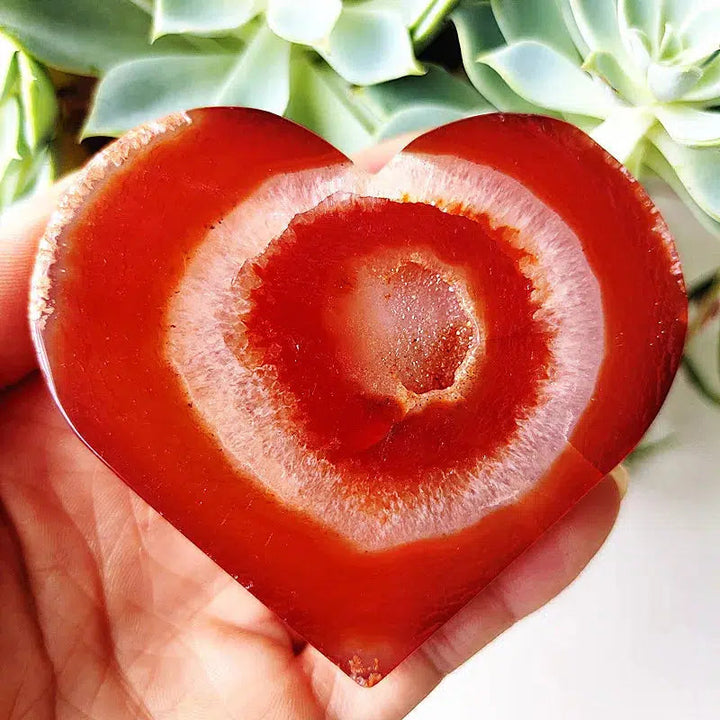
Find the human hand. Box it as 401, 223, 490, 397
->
0, 139, 625, 720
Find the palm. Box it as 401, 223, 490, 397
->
1, 378, 450, 719
0, 169, 622, 720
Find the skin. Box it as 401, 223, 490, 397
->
0, 140, 626, 720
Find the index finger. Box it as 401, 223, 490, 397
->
0, 177, 75, 390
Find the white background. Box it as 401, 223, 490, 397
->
409, 184, 720, 720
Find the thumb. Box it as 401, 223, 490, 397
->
0, 176, 75, 390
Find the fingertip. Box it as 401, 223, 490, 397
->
414, 473, 622, 682
350, 133, 419, 173
610, 464, 629, 499
492, 472, 622, 622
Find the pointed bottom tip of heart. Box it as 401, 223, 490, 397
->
348, 654, 384, 687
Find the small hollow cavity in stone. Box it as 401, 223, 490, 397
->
338, 260, 475, 396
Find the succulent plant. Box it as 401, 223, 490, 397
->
0, 0, 487, 154
4, 1, 718, 230
453, 0, 720, 234
0, 31, 56, 212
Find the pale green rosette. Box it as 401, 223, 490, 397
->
453, 0, 720, 235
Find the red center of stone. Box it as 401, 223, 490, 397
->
233, 196, 552, 484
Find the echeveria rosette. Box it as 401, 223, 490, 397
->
0, 31, 56, 213
453, 0, 720, 235
150, 0, 425, 85
1, 0, 485, 154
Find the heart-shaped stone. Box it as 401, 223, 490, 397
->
30, 109, 687, 686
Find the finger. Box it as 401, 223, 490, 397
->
0, 177, 75, 389
415, 468, 624, 676
350, 134, 419, 174
302, 469, 624, 720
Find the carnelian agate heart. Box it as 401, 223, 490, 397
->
30, 109, 686, 685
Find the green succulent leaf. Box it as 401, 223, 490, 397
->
451, 1, 541, 113
591, 105, 655, 166
1, 32, 56, 212
319, 4, 424, 85
266, 0, 341, 46
17, 53, 56, 151
84, 30, 291, 137
0, 37, 18, 103
656, 106, 720, 147
343, 0, 440, 32
0, 95, 40, 210
553, 0, 588, 56
0, 0, 205, 75
583, 51, 648, 103
287, 57, 487, 154
566, 0, 645, 91
662, 0, 710, 27
19, 144, 54, 197
213, 25, 290, 110
685, 53, 720, 103
651, 126, 720, 223
683, 353, 720, 405
83, 55, 236, 135
618, 0, 665, 56
644, 142, 720, 236
647, 62, 703, 102
677, 5, 720, 65
625, 27, 653, 71
657, 22, 683, 61
153, 0, 260, 38
0, 95, 21, 170
371, 0, 436, 27
478, 40, 615, 117
285, 50, 375, 154
566, 0, 624, 56
372, 101, 472, 140
2, 143, 54, 209
409, 0, 461, 48
490, 0, 580, 60
360, 63, 491, 139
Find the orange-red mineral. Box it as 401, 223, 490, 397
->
31, 110, 687, 685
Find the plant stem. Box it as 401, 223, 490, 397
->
686, 269, 720, 341
412, 0, 461, 52
682, 356, 720, 405
683, 269, 720, 406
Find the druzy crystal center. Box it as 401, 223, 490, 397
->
335, 260, 475, 396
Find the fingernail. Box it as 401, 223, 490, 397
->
610, 465, 629, 499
